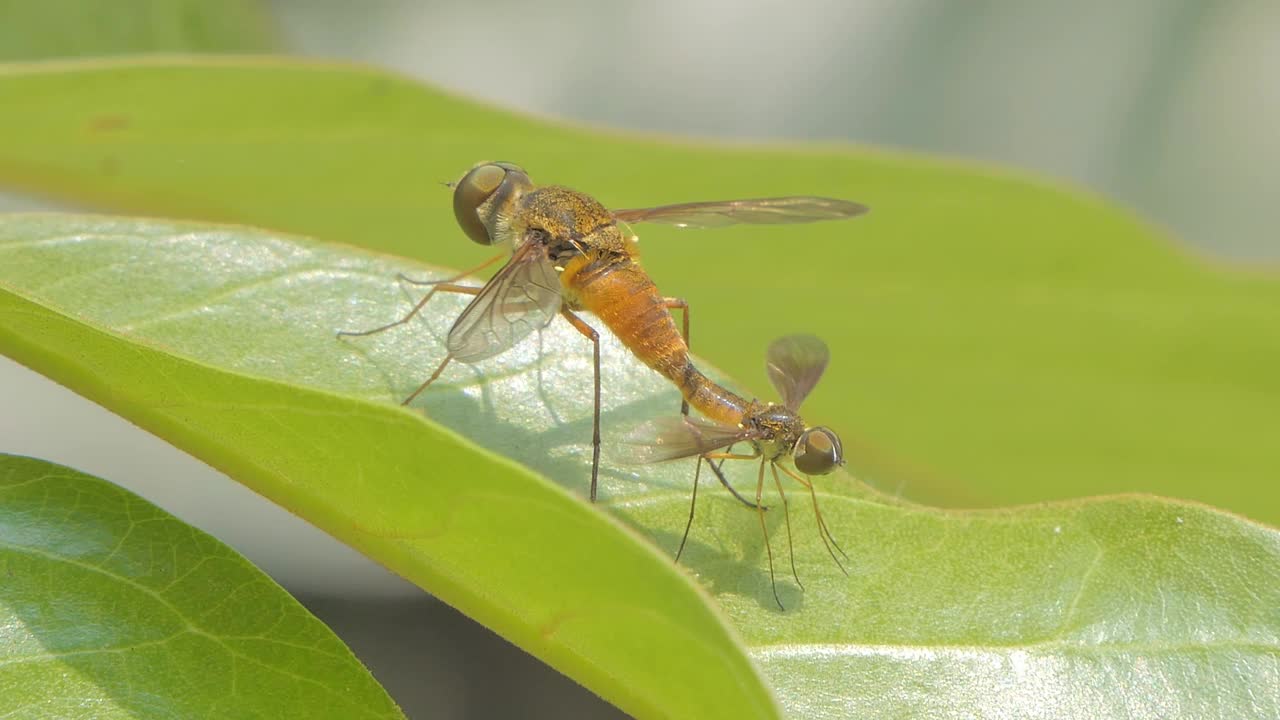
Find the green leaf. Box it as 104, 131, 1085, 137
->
0, 214, 778, 720
2, 213, 1278, 718
0, 1, 277, 60
0, 452, 403, 719
0, 58, 1276, 526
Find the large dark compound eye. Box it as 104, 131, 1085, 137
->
452, 162, 531, 245
792, 426, 844, 475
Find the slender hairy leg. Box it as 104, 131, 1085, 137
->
705, 459, 762, 509
560, 308, 602, 502
338, 283, 482, 338
339, 281, 483, 405
704, 448, 769, 510
780, 464, 850, 572
401, 353, 455, 406
755, 458, 783, 610
703, 451, 762, 462
663, 297, 691, 416
398, 253, 505, 286
771, 463, 802, 590
676, 456, 704, 563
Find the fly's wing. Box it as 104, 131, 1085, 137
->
446, 241, 562, 363
765, 334, 830, 410
612, 197, 868, 229
618, 416, 755, 464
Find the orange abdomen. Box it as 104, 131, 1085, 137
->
568, 258, 688, 378
563, 254, 747, 426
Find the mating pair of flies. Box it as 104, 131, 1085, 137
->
342, 162, 868, 608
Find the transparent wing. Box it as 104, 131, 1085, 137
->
765, 334, 830, 410
612, 196, 868, 229
618, 416, 755, 464
446, 241, 562, 363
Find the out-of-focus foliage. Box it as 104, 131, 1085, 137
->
0, 59, 1276, 525
0, 0, 276, 60
0, 453, 403, 720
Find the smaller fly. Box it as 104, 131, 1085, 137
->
626, 334, 845, 610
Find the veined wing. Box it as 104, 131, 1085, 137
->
612, 196, 868, 229
619, 416, 755, 464
765, 334, 830, 410
446, 240, 562, 363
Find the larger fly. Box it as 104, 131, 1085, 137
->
340, 162, 868, 502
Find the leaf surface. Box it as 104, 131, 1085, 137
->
2, 214, 1277, 718
0, 452, 403, 719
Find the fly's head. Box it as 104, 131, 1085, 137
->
451, 162, 534, 246
791, 426, 844, 476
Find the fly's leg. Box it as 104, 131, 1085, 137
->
660, 298, 759, 511
663, 296, 753, 508
561, 308, 602, 502
338, 283, 482, 338
398, 253, 505, 287
702, 451, 762, 462
676, 456, 704, 563
403, 353, 454, 406
780, 464, 850, 572
675, 454, 764, 562
340, 283, 482, 405
754, 458, 783, 610
707, 455, 793, 609
706, 459, 763, 510
341, 252, 500, 338
771, 463, 802, 590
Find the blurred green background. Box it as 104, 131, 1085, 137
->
271, 0, 1280, 263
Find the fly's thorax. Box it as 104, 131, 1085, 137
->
744, 401, 806, 461
516, 186, 624, 249
744, 401, 846, 475
511, 185, 632, 279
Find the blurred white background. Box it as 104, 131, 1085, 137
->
273, 0, 1279, 261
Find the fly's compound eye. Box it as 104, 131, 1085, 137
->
793, 426, 844, 475
452, 162, 531, 245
